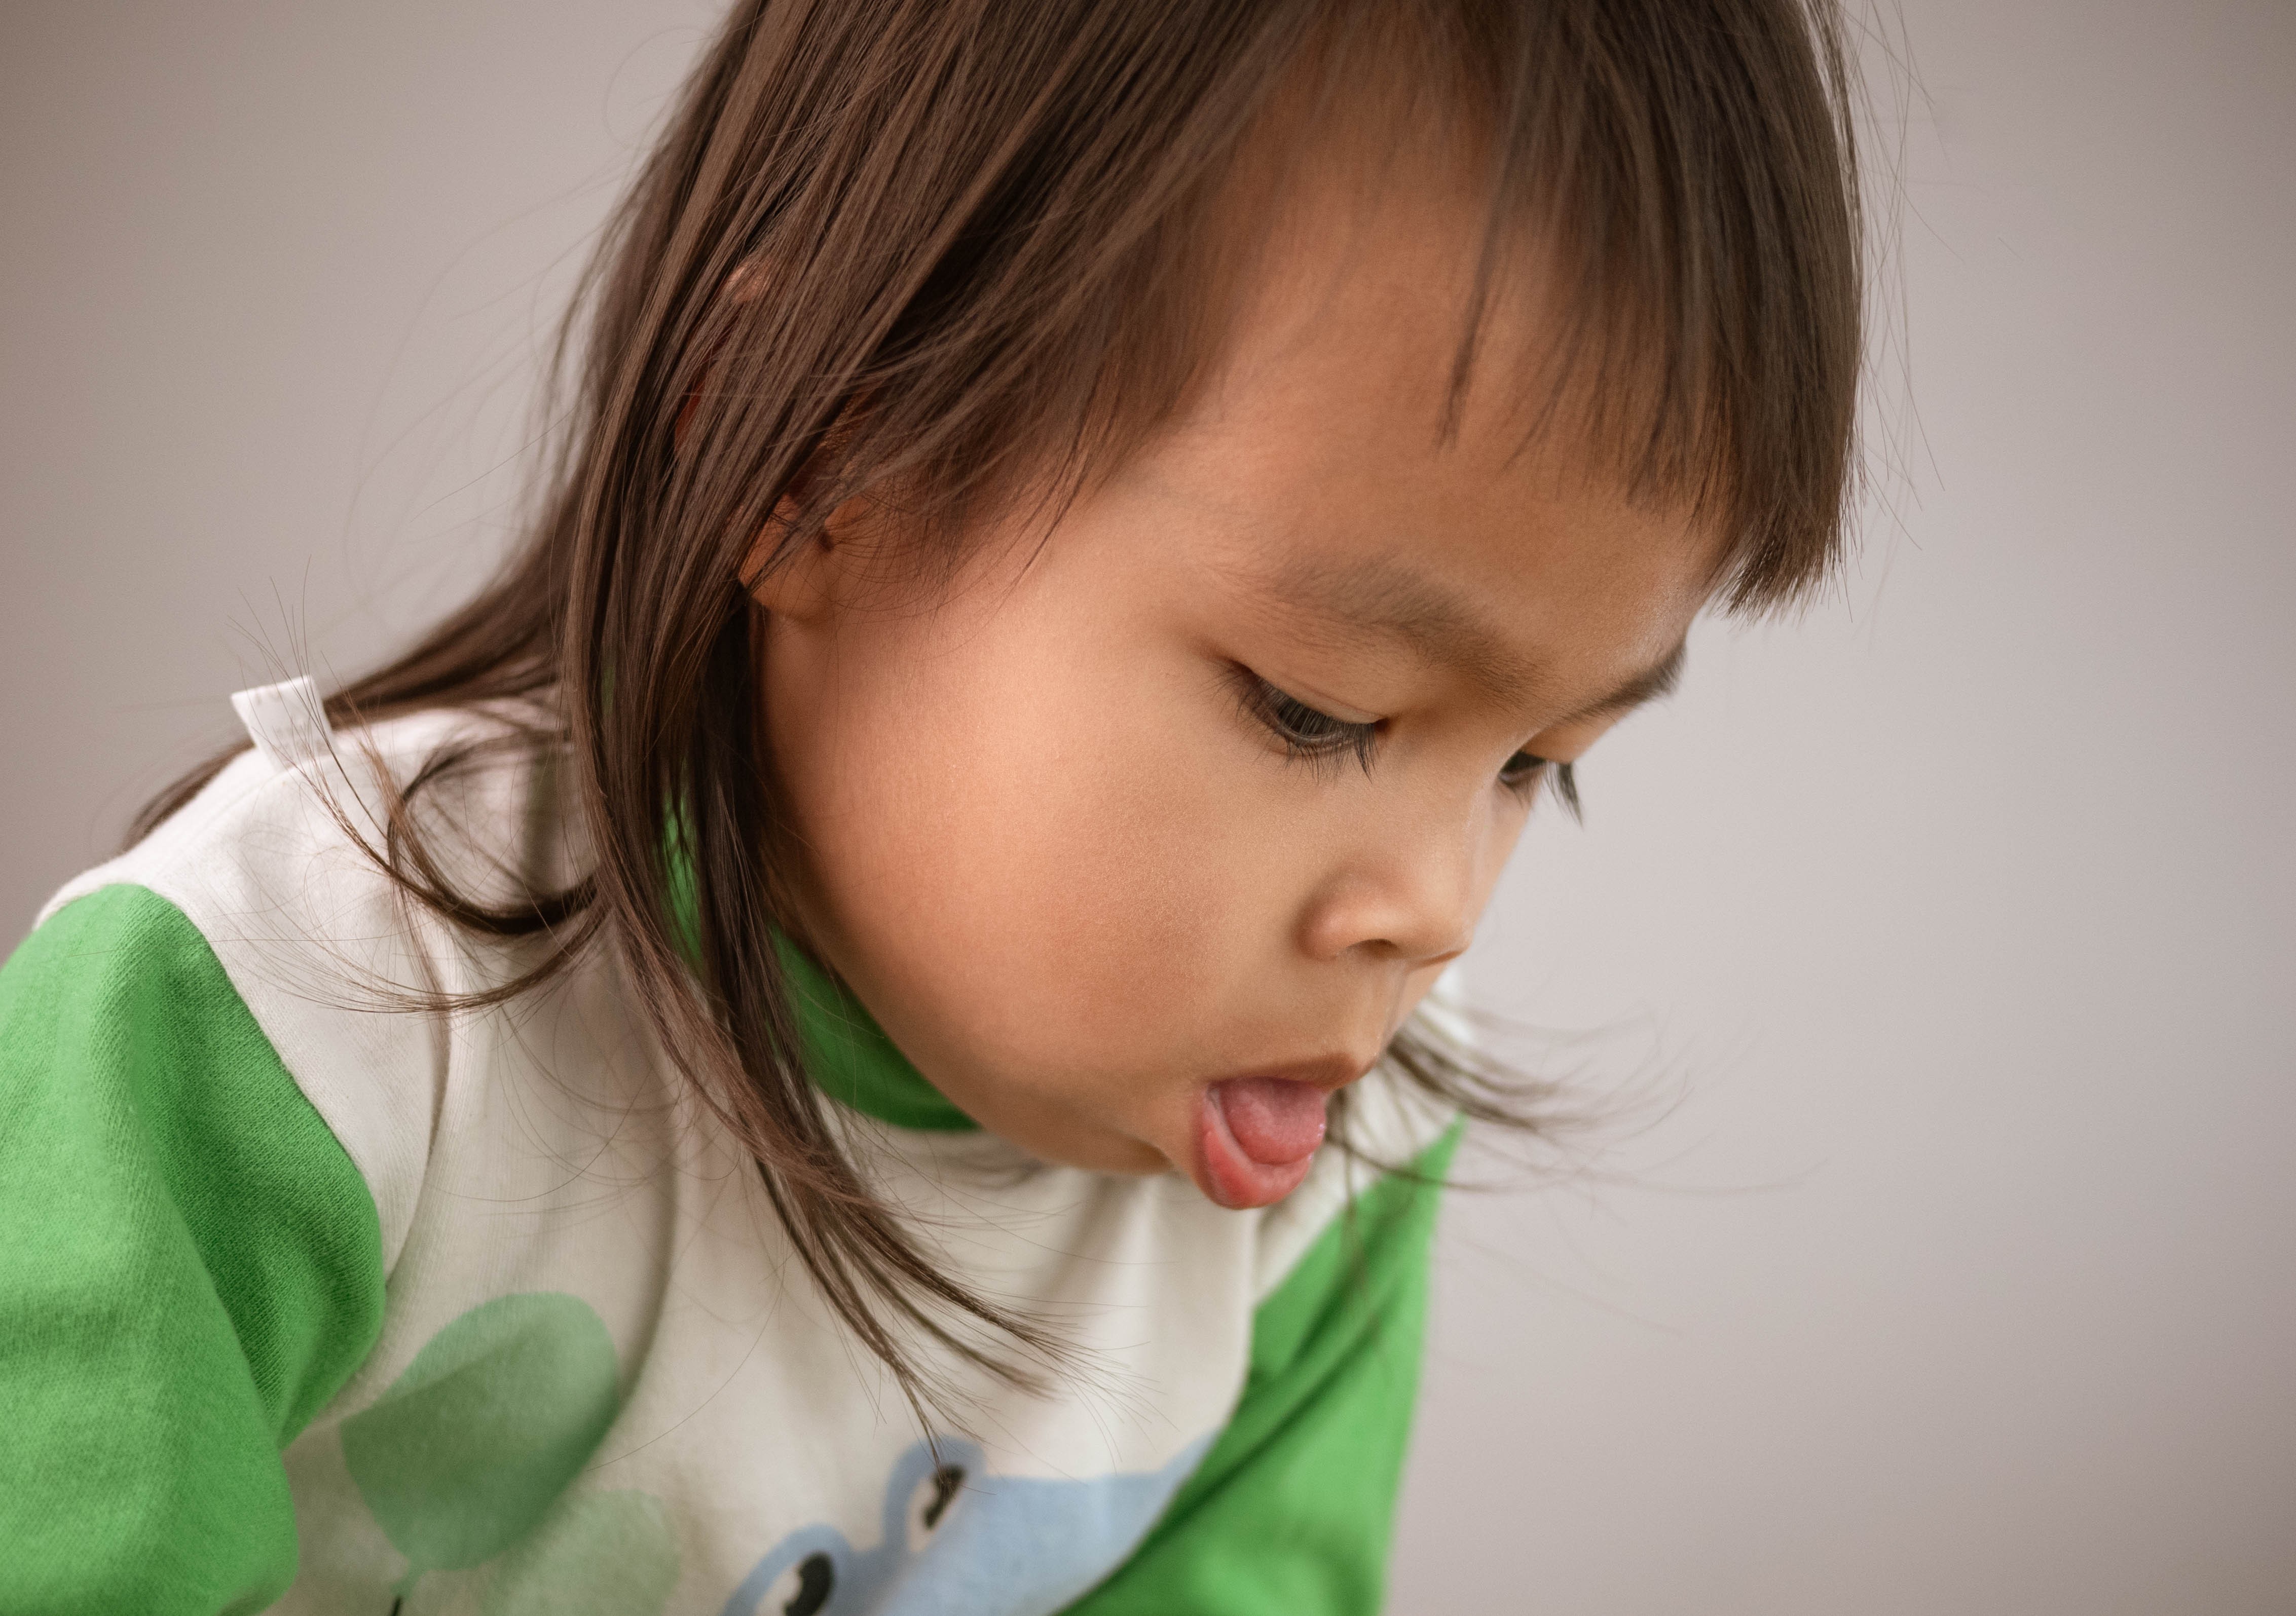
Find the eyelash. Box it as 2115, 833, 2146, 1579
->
1507, 752, 1582, 821
1230, 667, 1582, 817
1231, 668, 1378, 780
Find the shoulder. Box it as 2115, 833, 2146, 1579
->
41, 691, 561, 937
33, 687, 571, 1266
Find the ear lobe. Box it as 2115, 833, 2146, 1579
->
743, 509, 829, 622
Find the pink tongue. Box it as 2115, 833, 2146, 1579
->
1216, 1076, 1329, 1164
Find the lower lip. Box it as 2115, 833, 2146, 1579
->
1195, 1076, 1331, 1208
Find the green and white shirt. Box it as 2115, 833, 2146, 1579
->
0, 680, 1459, 1616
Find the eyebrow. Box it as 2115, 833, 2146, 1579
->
1562, 637, 1686, 723
1268, 555, 1687, 722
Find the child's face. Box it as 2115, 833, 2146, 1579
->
758, 160, 1718, 1207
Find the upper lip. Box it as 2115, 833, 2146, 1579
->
1205, 1053, 1375, 1095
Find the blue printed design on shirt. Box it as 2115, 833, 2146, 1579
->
721, 1433, 1211, 1616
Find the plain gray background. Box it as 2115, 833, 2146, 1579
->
4, 3, 2291, 1612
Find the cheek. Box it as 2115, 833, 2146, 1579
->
779, 596, 1279, 1083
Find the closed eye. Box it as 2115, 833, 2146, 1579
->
1230, 668, 1379, 779
1498, 751, 1581, 820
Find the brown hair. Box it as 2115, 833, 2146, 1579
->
138, 0, 1867, 1419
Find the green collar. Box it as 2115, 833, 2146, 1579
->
771, 933, 979, 1132
663, 835, 976, 1132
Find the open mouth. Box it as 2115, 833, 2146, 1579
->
1194, 1075, 1332, 1208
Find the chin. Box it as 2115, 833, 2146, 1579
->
1066, 1132, 1176, 1179
986, 1094, 1177, 1179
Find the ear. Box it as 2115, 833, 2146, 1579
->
739, 398, 879, 624
698, 257, 877, 621
743, 501, 840, 625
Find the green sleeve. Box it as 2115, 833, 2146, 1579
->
0, 884, 388, 1615
1066, 1121, 1464, 1616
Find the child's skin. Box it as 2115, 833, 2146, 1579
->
757, 139, 1719, 1210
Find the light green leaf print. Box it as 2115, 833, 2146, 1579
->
480, 1489, 680, 1616
343, 1293, 622, 1580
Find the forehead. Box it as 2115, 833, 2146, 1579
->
1191, 106, 1707, 506
1120, 157, 1721, 719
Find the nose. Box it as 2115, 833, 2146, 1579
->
1297, 812, 1485, 968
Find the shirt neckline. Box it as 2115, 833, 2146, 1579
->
771, 933, 980, 1133
663, 833, 979, 1133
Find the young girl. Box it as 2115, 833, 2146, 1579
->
0, 1, 1862, 1611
